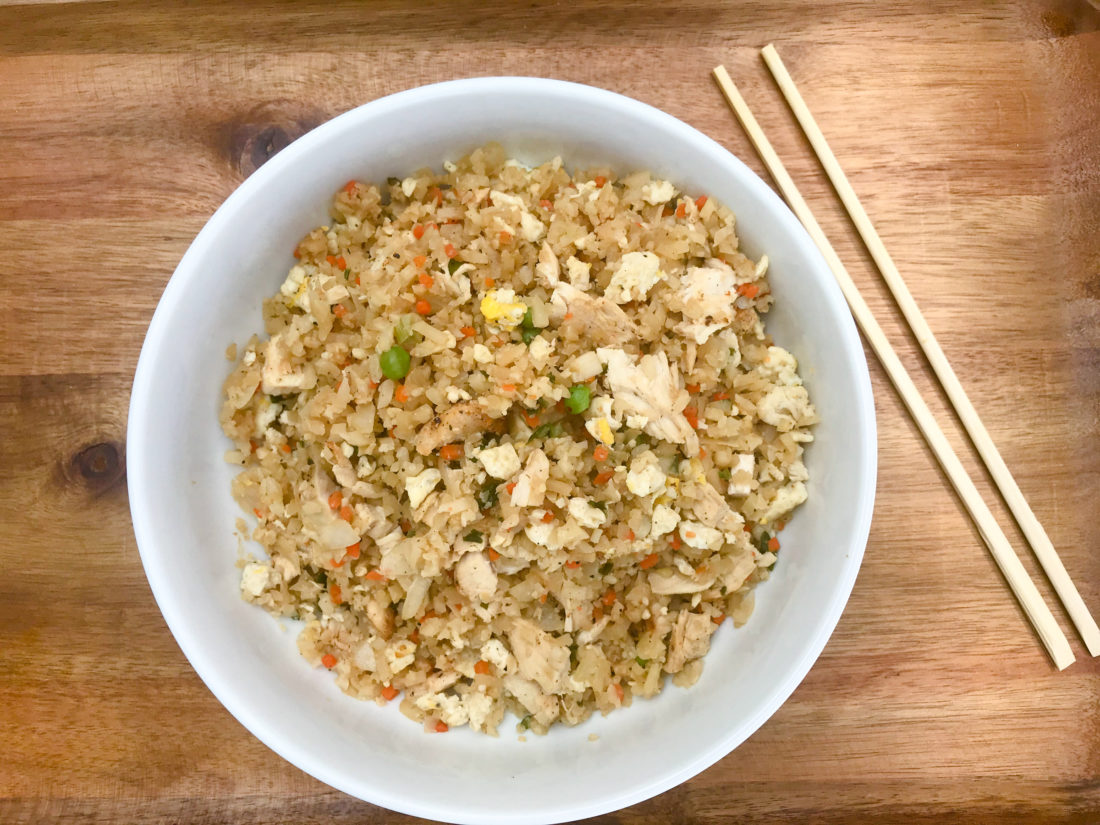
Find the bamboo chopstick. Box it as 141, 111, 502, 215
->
711, 65, 1075, 670
759, 44, 1100, 657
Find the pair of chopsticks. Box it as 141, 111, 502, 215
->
712, 46, 1099, 670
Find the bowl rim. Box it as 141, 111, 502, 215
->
128, 75, 877, 824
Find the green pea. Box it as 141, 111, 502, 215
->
380, 345, 411, 380
565, 383, 591, 414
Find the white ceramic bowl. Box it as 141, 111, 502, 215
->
128, 77, 876, 824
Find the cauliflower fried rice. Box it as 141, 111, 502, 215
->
220, 143, 818, 735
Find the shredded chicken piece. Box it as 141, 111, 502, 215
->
416, 669, 462, 697
455, 550, 498, 602
510, 448, 549, 507
535, 242, 560, 287
502, 675, 560, 726
551, 282, 636, 345
669, 258, 739, 344
299, 467, 359, 548
414, 400, 499, 456
599, 348, 699, 455
261, 333, 317, 395
576, 615, 611, 646
664, 611, 716, 674
649, 567, 717, 595
724, 553, 757, 592
686, 480, 744, 533
366, 593, 395, 640
507, 618, 571, 693
331, 447, 377, 498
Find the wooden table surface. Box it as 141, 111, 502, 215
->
2, 1, 1098, 822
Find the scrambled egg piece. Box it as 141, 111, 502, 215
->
727, 453, 755, 497
566, 351, 602, 381
564, 256, 591, 289
678, 520, 724, 550
279, 265, 311, 311
584, 395, 621, 446
385, 639, 417, 674
241, 562, 272, 597
252, 397, 280, 437
480, 288, 527, 328
415, 692, 469, 727
587, 418, 614, 446
478, 442, 522, 479
405, 468, 442, 509
760, 481, 808, 524
626, 451, 666, 497
527, 335, 554, 366
605, 251, 665, 304
481, 639, 512, 671
758, 346, 801, 387
520, 211, 545, 242
568, 497, 607, 529
650, 503, 680, 537
757, 385, 816, 432
641, 178, 677, 205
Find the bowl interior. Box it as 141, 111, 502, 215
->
129, 77, 876, 825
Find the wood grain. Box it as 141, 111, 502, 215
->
1, 1, 1097, 823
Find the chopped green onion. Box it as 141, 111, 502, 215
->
379, 346, 411, 380
448, 258, 463, 275
519, 714, 531, 730
520, 307, 544, 345
598, 561, 613, 575
393, 315, 417, 345
718, 468, 732, 480
588, 500, 608, 512
344, 268, 351, 280
529, 421, 564, 440
476, 482, 499, 511
635, 656, 650, 668
564, 384, 591, 414
756, 532, 772, 555
464, 529, 484, 543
